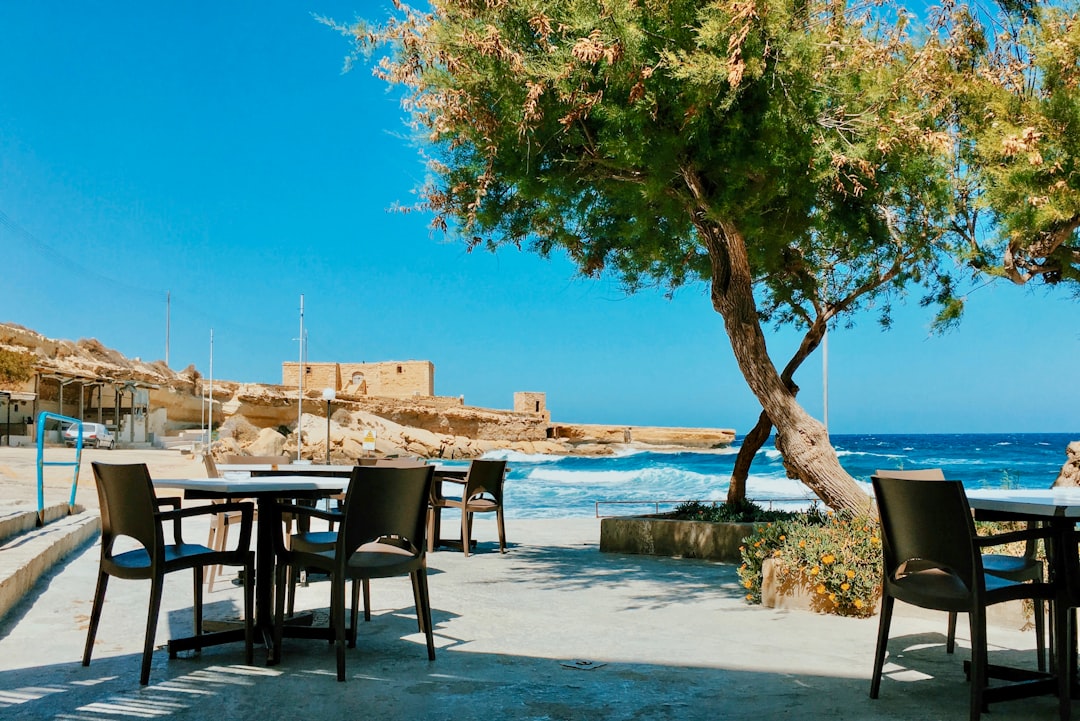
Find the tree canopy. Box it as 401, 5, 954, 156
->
339, 0, 1080, 512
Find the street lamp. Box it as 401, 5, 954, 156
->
322, 388, 336, 465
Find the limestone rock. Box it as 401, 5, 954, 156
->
247, 427, 287, 457
1053, 441, 1080, 487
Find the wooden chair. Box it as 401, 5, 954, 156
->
428, 459, 507, 556
869, 474, 1060, 720
83, 462, 254, 685
272, 464, 437, 680
876, 468, 1046, 670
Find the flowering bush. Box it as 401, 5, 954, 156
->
738, 508, 881, 618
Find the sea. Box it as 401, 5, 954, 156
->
456, 432, 1080, 520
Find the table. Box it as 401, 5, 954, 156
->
153, 474, 349, 663
966, 489, 1080, 712
154, 463, 467, 662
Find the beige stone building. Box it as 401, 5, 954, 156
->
282, 360, 434, 399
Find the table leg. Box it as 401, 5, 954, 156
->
255, 495, 279, 663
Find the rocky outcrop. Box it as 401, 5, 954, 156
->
1, 321, 737, 461
1053, 441, 1080, 487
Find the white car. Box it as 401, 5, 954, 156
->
63, 422, 116, 449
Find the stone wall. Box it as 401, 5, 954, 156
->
514, 391, 550, 422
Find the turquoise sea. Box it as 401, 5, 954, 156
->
470, 432, 1080, 519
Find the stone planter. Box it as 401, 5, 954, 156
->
599, 513, 759, 564
760, 558, 845, 614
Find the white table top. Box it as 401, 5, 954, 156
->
154, 475, 349, 495
966, 488, 1080, 518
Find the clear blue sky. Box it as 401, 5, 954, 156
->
1, 3, 1077, 435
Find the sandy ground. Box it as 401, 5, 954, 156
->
0, 445, 206, 510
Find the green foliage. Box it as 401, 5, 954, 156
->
0, 349, 34, 386
739, 510, 881, 617
345, 0, 965, 328
672, 499, 813, 523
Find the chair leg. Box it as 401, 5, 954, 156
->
273, 559, 288, 665
363, 579, 371, 622
461, 508, 471, 557
82, 570, 109, 667
332, 575, 347, 682
947, 611, 957, 654
141, 575, 165, 686
426, 507, 436, 553
243, 553, 254, 665
414, 570, 435, 661
207, 516, 230, 593
349, 579, 360, 648
411, 573, 424, 633
205, 517, 220, 592
496, 507, 506, 553
869, 595, 894, 699
191, 566, 204, 654
969, 609, 987, 721
1033, 597, 1046, 673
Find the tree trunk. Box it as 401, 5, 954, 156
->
698, 217, 870, 514
727, 318, 828, 505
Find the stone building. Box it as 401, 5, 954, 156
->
514, 392, 550, 423
282, 360, 434, 399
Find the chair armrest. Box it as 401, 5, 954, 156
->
159, 501, 255, 550
276, 502, 341, 523
975, 525, 1051, 550
155, 496, 182, 541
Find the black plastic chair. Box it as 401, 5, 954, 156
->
875, 468, 1047, 670
273, 464, 436, 680
83, 462, 255, 685
428, 459, 507, 556
869, 474, 1061, 720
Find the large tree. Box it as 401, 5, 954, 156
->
338, 0, 1015, 514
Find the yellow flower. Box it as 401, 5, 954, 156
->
798, 539, 806, 548
772, 550, 782, 557
739, 545, 745, 552
829, 593, 837, 602
744, 580, 752, 589
821, 554, 836, 565
841, 582, 850, 591
746, 593, 753, 601
810, 566, 820, 576
816, 584, 826, 595
754, 541, 761, 548
854, 599, 864, 609
870, 536, 880, 544
846, 570, 856, 579
779, 535, 786, 541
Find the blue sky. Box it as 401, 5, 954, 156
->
1, 3, 1077, 435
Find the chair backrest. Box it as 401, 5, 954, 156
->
374, 458, 427, 468
224, 454, 291, 466
871, 475, 981, 595
340, 465, 435, 556
204, 453, 220, 478
91, 463, 160, 558
874, 468, 946, 481
465, 459, 507, 503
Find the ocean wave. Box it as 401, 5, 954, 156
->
481, 449, 562, 464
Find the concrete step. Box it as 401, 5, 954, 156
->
0, 505, 100, 621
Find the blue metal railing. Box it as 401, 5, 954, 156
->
36, 412, 82, 526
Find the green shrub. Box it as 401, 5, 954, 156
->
671, 499, 808, 523
738, 509, 881, 618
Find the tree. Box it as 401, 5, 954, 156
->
0, 348, 34, 387
338, 0, 990, 514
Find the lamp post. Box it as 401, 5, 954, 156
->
322, 388, 336, 465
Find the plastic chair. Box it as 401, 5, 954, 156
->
428, 459, 507, 556
869, 474, 1060, 720
273, 464, 436, 680
83, 462, 254, 685
876, 468, 1046, 670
